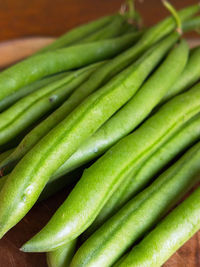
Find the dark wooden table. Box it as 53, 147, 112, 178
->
0, 0, 199, 266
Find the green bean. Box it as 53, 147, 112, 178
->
0, 63, 99, 147
162, 46, 200, 102
51, 37, 188, 179
0, 29, 171, 171
39, 15, 115, 52
80, 15, 131, 43
3, 3, 199, 163
0, 32, 176, 240
0, 149, 14, 164
117, 185, 200, 267
182, 16, 200, 32
0, 72, 69, 112
21, 82, 200, 252
47, 239, 77, 267
70, 142, 200, 267
87, 113, 200, 235
0, 32, 137, 102
0, 4, 199, 102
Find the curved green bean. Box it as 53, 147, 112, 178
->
0, 63, 98, 147
0, 72, 69, 112
51, 37, 188, 178
86, 112, 200, 235
118, 185, 200, 267
21, 83, 200, 252
0, 31, 174, 240
0, 149, 14, 164
0, 32, 136, 102
3, 4, 200, 166
163, 46, 200, 102
80, 15, 131, 43
70, 142, 200, 267
0, 30, 173, 171
0, 4, 199, 102
39, 15, 115, 52
47, 239, 77, 267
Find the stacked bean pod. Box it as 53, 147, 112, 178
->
0, 2, 200, 267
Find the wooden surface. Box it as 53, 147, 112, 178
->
0, 0, 198, 42
0, 0, 199, 266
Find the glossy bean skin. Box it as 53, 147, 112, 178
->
0, 32, 137, 102
0, 72, 69, 112
0, 64, 100, 149
118, 185, 200, 267
0, 64, 99, 147
0, 31, 146, 169
70, 142, 200, 267
4, 100, 199, 199
0, 4, 198, 102
2, 4, 199, 167
39, 15, 115, 52
0, 31, 173, 241
87, 113, 200, 235
47, 239, 77, 267
162, 46, 200, 102
0, 30, 175, 170
21, 83, 200, 252
52, 36, 187, 178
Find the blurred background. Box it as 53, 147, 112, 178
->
0, 0, 197, 41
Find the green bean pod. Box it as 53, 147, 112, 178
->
39, 15, 115, 52
47, 239, 77, 267
0, 4, 199, 102
21, 82, 200, 252
80, 15, 132, 43
2, 3, 199, 166
0, 32, 137, 102
1, 30, 175, 172
70, 142, 200, 267
87, 112, 200, 235
51, 37, 188, 178
117, 185, 200, 267
0, 31, 175, 240
182, 16, 200, 32
162, 46, 200, 102
0, 63, 99, 147
0, 72, 69, 112
0, 149, 14, 164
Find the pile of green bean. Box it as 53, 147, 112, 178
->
0, 1, 200, 266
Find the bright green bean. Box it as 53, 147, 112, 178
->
80, 15, 131, 43
87, 113, 200, 235
0, 4, 199, 102
0, 32, 137, 102
51, 37, 188, 179
0, 72, 69, 112
162, 46, 200, 102
0, 31, 175, 171
21, 83, 200, 252
70, 142, 200, 267
2, 4, 199, 167
118, 185, 200, 267
47, 239, 77, 267
39, 15, 115, 52
0, 33, 176, 240
0, 63, 99, 147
